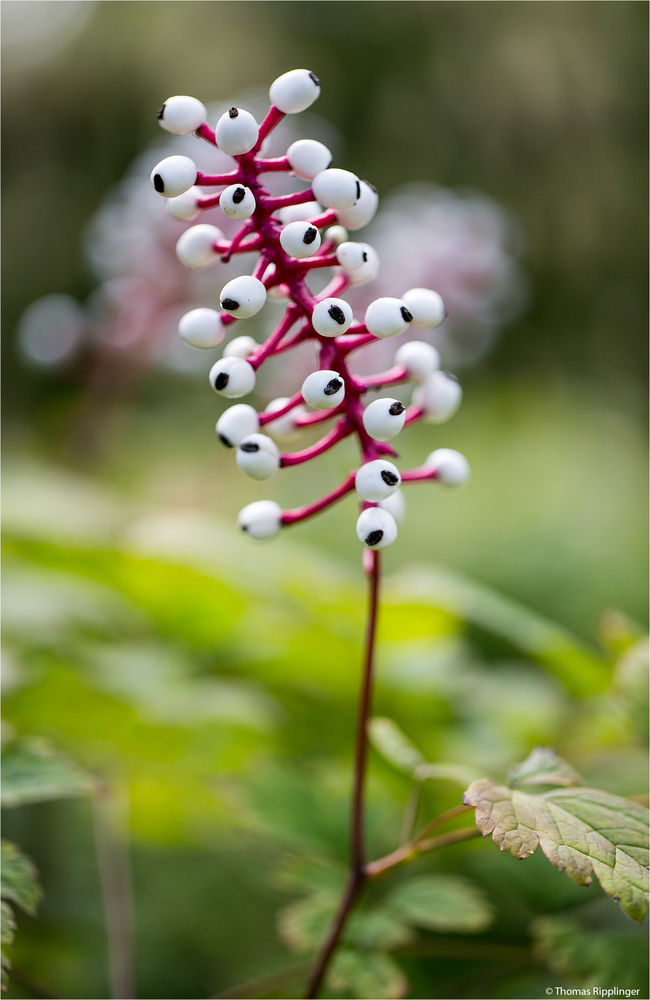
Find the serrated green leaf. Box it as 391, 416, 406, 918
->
507, 747, 584, 788
531, 916, 648, 991
386, 874, 494, 934
463, 776, 649, 920
277, 890, 413, 956
0, 842, 40, 916
369, 718, 426, 775
1, 738, 97, 807
327, 948, 408, 1000
0, 904, 15, 948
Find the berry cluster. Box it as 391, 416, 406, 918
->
151, 69, 469, 552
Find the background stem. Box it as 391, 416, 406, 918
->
303, 549, 381, 999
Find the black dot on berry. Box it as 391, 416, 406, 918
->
365, 529, 384, 546
156, 104, 166, 120
303, 226, 318, 245
221, 298, 239, 311
240, 442, 260, 453
309, 72, 320, 86
355, 181, 361, 201
362, 251, 368, 262
388, 401, 405, 416
214, 373, 229, 390
228, 107, 239, 118
381, 470, 399, 486
328, 305, 346, 325
400, 307, 413, 323
324, 378, 343, 396
218, 433, 233, 448
232, 187, 246, 204
153, 174, 165, 193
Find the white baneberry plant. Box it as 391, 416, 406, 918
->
151, 66, 469, 1000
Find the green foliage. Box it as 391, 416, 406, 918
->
464, 750, 649, 921
506, 746, 584, 789
328, 948, 408, 1000
1, 738, 97, 807
614, 639, 650, 744
1, 841, 41, 992
386, 875, 494, 934
531, 916, 648, 991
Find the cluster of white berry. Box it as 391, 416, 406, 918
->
150, 69, 469, 551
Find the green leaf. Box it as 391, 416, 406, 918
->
1, 738, 97, 807
0, 903, 15, 948
277, 891, 412, 955
463, 776, 650, 920
507, 747, 584, 788
531, 916, 648, 992
0, 842, 40, 916
369, 718, 426, 775
327, 948, 408, 1000
387, 874, 494, 934
614, 638, 649, 744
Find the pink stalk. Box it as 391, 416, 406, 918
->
280, 419, 352, 467
254, 105, 285, 149
303, 210, 338, 229
400, 465, 439, 482
194, 123, 217, 146
255, 156, 290, 172
195, 170, 241, 186
280, 473, 356, 525
404, 403, 425, 426
297, 252, 339, 270
263, 188, 315, 212
355, 364, 409, 390
249, 309, 301, 371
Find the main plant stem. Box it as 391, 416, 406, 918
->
303, 549, 381, 999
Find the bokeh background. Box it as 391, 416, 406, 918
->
2, 3, 648, 999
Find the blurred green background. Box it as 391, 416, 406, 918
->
2, 2, 648, 999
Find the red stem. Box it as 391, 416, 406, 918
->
196, 170, 240, 186
263, 188, 315, 212
280, 473, 356, 526
254, 105, 285, 149
256, 156, 290, 172
194, 123, 218, 146
303, 550, 381, 998
280, 419, 352, 467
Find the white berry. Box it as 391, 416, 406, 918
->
365, 297, 413, 339
311, 298, 353, 337
157, 95, 207, 135
150, 155, 197, 198
378, 489, 406, 524
236, 433, 280, 481
280, 221, 321, 259
362, 398, 406, 441
287, 139, 332, 181
401, 288, 446, 329
345, 244, 379, 286
324, 225, 348, 246
214, 107, 259, 155
264, 398, 302, 439
336, 181, 378, 230
165, 187, 201, 222
176, 224, 223, 269
312, 169, 361, 210
425, 448, 470, 487
278, 201, 321, 225
220, 275, 266, 318
413, 371, 462, 422
356, 507, 398, 549
355, 460, 401, 502
216, 404, 259, 448
223, 335, 257, 359
269, 69, 321, 114
301, 370, 345, 410
178, 308, 225, 349
220, 184, 256, 221
209, 356, 256, 398
335, 241, 368, 270
238, 500, 282, 540
395, 341, 440, 381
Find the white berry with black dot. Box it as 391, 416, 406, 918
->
269, 69, 321, 114
356, 507, 398, 549
362, 398, 406, 441
378, 489, 406, 524
401, 288, 446, 329
157, 95, 207, 135
216, 404, 259, 448
312, 169, 361, 210
345, 244, 379, 286
336, 242, 368, 270
355, 460, 401, 502
395, 341, 440, 381
264, 398, 302, 440
301, 370, 345, 410
280, 221, 321, 259
220, 275, 266, 318
236, 433, 280, 481
178, 308, 225, 349
425, 448, 470, 487
165, 187, 201, 222
336, 181, 379, 230
223, 335, 257, 359
278, 201, 321, 225
209, 356, 256, 398
365, 297, 413, 339
176, 224, 223, 269
150, 155, 197, 198
413, 371, 462, 422
324, 225, 348, 246
238, 500, 282, 540
214, 107, 259, 155
220, 184, 256, 221
287, 139, 332, 181
311, 298, 353, 337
